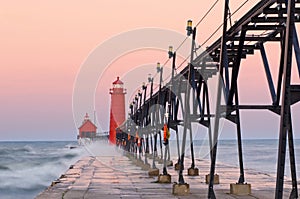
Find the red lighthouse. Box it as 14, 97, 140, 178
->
109, 77, 126, 144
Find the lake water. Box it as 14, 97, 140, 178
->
0, 139, 299, 198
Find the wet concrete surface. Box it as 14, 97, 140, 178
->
36, 148, 294, 199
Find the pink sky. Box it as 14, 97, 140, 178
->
1, 0, 299, 140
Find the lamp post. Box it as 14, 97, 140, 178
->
160, 46, 176, 177
135, 95, 139, 112
142, 82, 147, 102
134, 93, 140, 159
138, 89, 142, 110
154, 71, 162, 162
129, 102, 134, 117
142, 82, 150, 157
187, 20, 197, 173
156, 62, 163, 159
178, 19, 198, 185
156, 62, 164, 160
148, 74, 154, 96
137, 89, 143, 159
134, 94, 139, 125
137, 89, 143, 136
148, 71, 159, 173
148, 74, 155, 160
168, 46, 181, 170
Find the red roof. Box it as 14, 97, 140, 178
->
113, 76, 123, 85
78, 120, 97, 130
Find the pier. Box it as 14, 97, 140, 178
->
39, 0, 300, 198
36, 146, 294, 199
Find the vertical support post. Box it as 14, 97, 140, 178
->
157, 63, 164, 160
152, 133, 158, 168
208, 0, 229, 198
159, 131, 163, 159
204, 83, 213, 160
189, 27, 197, 170
288, 114, 298, 198
145, 135, 149, 165
162, 50, 177, 175
234, 87, 245, 184
175, 83, 182, 166
139, 137, 143, 160
178, 54, 191, 184
191, 27, 197, 113
150, 134, 154, 155
178, 75, 190, 184
142, 82, 149, 162
275, 0, 296, 198
178, 23, 197, 184
145, 135, 149, 154
148, 76, 157, 169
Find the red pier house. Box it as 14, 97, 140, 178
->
78, 113, 97, 139
109, 77, 126, 144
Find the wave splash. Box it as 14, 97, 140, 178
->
0, 141, 85, 199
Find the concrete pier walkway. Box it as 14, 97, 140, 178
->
36, 147, 294, 199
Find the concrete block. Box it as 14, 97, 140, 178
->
158, 174, 171, 183
157, 159, 164, 164
141, 163, 151, 170
148, 168, 159, 177
205, 174, 219, 184
130, 158, 138, 165
230, 183, 251, 195
174, 163, 183, 171
172, 183, 190, 195
187, 167, 199, 176
135, 159, 144, 167
167, 160, 173, 167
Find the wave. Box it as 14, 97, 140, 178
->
0, 141, 84, 199
63, 153, 78, 159
0, 165, 10, 171
0, 181, 46, 199
0, 182, 45, 193
0, 145, 36, 155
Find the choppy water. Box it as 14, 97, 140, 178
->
170, 139, 300, 178
219, 139, 300, 178
0, 141, 84, 199
0, 139, 299, 198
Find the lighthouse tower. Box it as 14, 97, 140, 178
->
109, 77, 126, 144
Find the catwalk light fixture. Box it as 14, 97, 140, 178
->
156, 62, 162, 73
186, 20, 193, 36
168, 46, 174, 58
148, 74, 153, 83
142, 82, 147, 90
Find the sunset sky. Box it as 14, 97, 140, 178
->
1, 0, 299, 141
